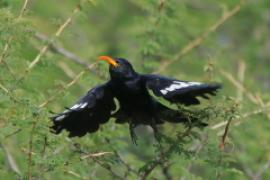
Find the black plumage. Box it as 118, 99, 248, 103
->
50, 56, 221, 144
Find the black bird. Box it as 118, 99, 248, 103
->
50, 56, 221, 144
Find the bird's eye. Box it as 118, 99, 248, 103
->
115, 60, 120, 67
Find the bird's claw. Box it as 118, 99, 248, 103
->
150, 121, 162, 144
130, 130, 138, 145
129, 123, 138, 145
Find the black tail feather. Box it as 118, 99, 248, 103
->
157, 106, 208, 128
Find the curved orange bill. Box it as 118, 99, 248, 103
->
98, 56, 118, 67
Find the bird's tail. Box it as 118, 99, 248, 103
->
158, 106, 208, 127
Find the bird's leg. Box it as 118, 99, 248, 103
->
150, 119, 162, 143
129, 123, 138, 145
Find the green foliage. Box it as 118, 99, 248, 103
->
1, 0, 270, 179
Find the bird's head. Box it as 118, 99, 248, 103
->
98, 56, 137, 80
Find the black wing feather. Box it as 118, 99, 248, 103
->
143, 74, 221, 105
50, 83, 116, 137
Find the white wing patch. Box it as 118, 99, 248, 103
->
70, 102, 88, 110
160, 81, 201, 95
80, 102, 88, 108
70, 104, 80, 110
55, 102, 88, 122
55, 114, 66, 121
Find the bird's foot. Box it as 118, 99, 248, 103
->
150, 122, 162, 144
129, 123, 138, 145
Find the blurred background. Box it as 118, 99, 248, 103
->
0, 0, 270, 179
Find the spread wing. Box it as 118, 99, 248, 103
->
50, 83, 116, 137
143, 74, 221, 106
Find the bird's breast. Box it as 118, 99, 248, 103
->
110, 79, 153, 110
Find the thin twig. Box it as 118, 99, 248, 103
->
211, 103, 270, 130
219, 118, 233, 150
63, 170, 88, 180
0, 38, 16, 78
0, 39, 10, 64
0, 0, 30, 76
253, 160, 270, 180
38, 70, 85, 108
0, 82, 9, 93
219, 103, 238, 150
41, 136, 48, 159
80, 152, 113, 160
17, 2, 85, 84
70, 142, 124, 179
237, 60, 246, 101
91, 157, 125, 180
139, 127, 192, 180
28, 5, 81, 70
1, 143, 22, 176
187, 133, 209, 173
58, 62, 78, 79
218, 68, 270, 124
220, 69, 258, 104
4, 128, 22, 139
155, 0, 245, 73
0, 81, 20, 103
27, 117, 38, 180
18, 0, 30, 18
104, 138, 138, 176
34, 32, 88, 67
34, 32, 104, 79
114, 150, 138, 175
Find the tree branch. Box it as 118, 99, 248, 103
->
34, 32, 104, 79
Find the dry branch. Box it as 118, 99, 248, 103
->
34, 32, 104, 79
80, 152, 113, 159
0, 39, 10, 64
211, 103, 270, 130
219, 118, 233, 150
0, 82, 9, 93
63, 170, 88, 180
17, 1, 92, 85
18, 0, 29, 18
220, 69, 258, 104
1, 143, 22, 176
237, 60, 246, 101
0, 37, 16, 78
39, 70, 85, 108
27, 5, 81, 71
155, 0, 245, 73
0, 81, 20, 103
